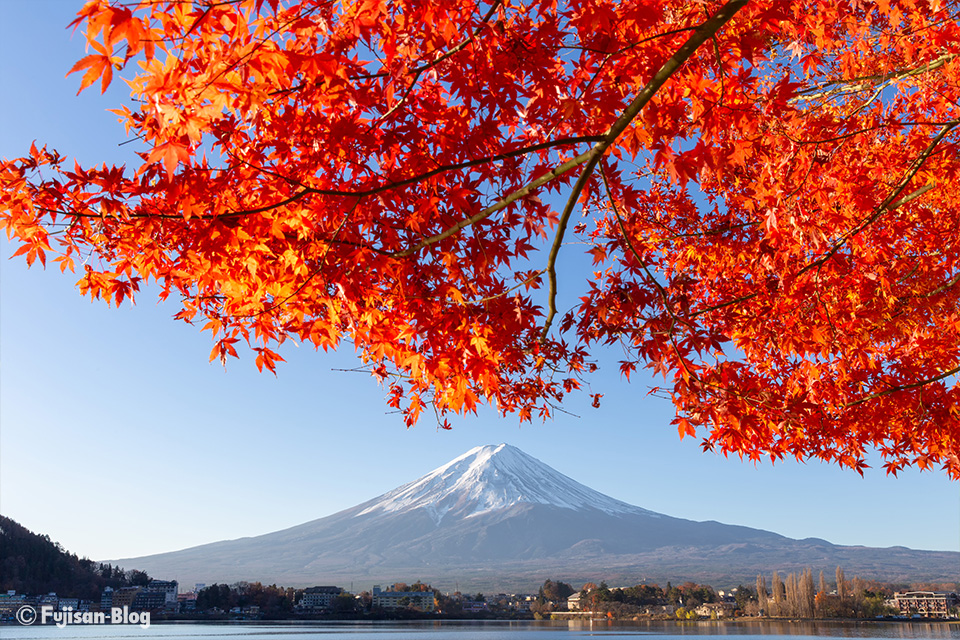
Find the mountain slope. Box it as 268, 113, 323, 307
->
112, 444, 959, 590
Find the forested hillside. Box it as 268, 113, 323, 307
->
0, 515, 150, 599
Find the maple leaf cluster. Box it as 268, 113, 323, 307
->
2, 0, 959, 476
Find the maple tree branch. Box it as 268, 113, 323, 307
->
598, 161, 702, 386
539, 0, 749, 338
661, 220, 759, 241
574, 25, 701, 101
690, 292, 758, 318
240, 197, 362, 320
919, 271, 960, 299
794, 53, 958, 102
390, 149, 596, 257
784, 123, 889, 146
844, 365, 960, 408
43, 137, 605, 223
193, 6, 314, 98
318, 136, 603, 194
241, 136, 605, 212
600, 161, 688, 330
798, 119, 958, 276
886, 182, 935, 209
460, 269, 545, 306
408, 0, 503, 74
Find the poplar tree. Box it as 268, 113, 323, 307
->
756, 574, 768, 614
771, 572, 784, 616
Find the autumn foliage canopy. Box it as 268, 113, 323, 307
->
3, 0, 959, 476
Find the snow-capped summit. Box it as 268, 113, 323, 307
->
358, 444, 653, 524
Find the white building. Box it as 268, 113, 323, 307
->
372, 585, 435, 612
296, 586, 343, 611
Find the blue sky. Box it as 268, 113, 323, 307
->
1, 1, 957, 568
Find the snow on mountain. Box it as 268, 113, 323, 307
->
357, 443, 656, 524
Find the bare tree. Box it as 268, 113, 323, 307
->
836, 566, 846, 603
800, 568, 816, 618
851, 576, 866, 615
781, 573, 800, 617
817, 570, 827, 618
771, 572, 784, 616
756, 574, 768, 615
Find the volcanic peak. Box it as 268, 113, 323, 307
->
357, 444, 654, 525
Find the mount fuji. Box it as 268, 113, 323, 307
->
113, 444, 957, 590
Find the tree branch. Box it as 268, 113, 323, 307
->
274, 1, 503, 95
798, 120, 958, 276
844, 365, 960, 407
794, 53, 957, 102
539, 0, 750, 338
36, 137, 604, 222
919, 270, 960, 299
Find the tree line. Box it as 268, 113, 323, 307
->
537, 570, 959, 619
755, 567, 896, 619
195, 582, 303, 616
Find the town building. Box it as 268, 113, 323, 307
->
110, 587, 141, 609
0, 591, 34, 621
509, 595, 535, 612
371, 585, 435, 612
146, 580, 179, 607
131, 589, 168, 611
461, 599, 488, 613
37, 593, 59, 610
893, 591, 959, 618
178, 591, 198, 611
695, 602, 736, 618
296, 586, 344, 611
100, 586, 114, 610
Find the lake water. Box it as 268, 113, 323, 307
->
2, 620, 959, 640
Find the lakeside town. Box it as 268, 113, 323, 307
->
2, 574, 958, 624
3, 502, 957, 628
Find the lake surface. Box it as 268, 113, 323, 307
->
3, 620, 958, 640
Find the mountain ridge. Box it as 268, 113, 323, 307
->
111, 444, 959, 590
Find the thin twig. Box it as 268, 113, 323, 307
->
460, 269, 546, 306
373, 1, 504, 123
